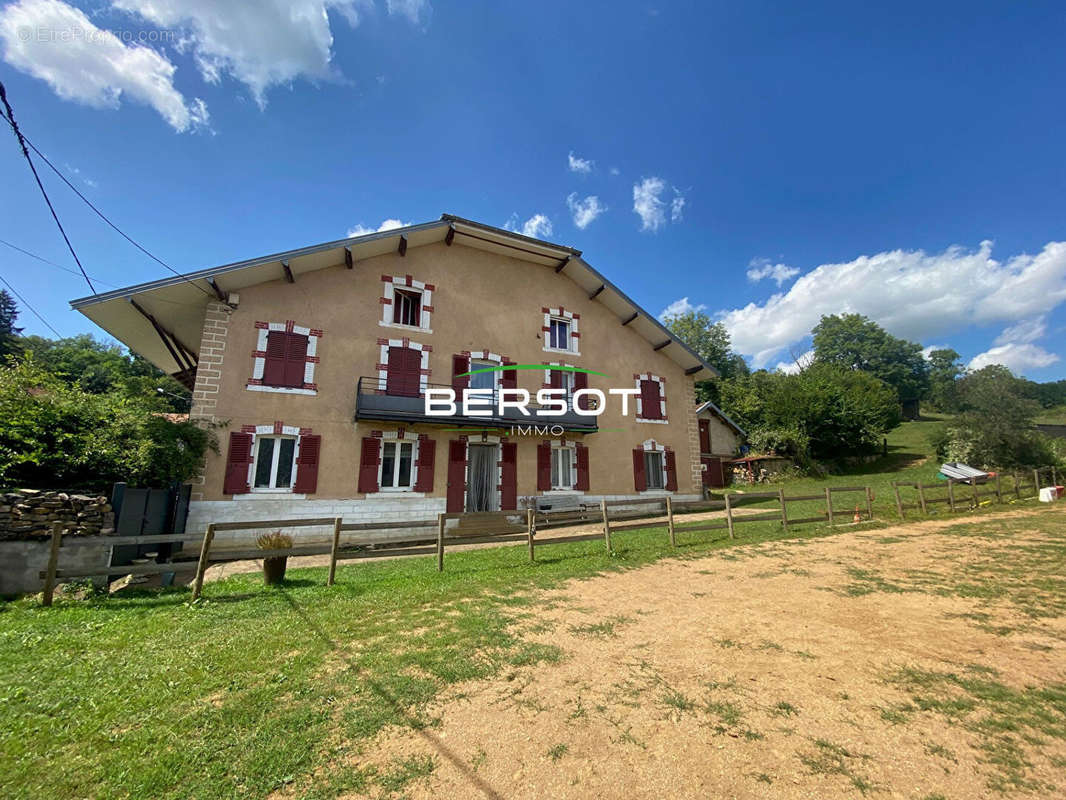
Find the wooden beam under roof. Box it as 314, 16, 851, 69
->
621, 311, 639, 326
685, 365, 703, 376
589, 284, 606, 300
444, 225, 455, 246
206, 277, 226, 301
128, 298, 197, 373
398, 235, 408, 257
653, 339, 672, 351
555, 255, 571, 273
281, 260, 295, 283
344, 246, 353, 269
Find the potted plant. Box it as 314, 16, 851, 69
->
256, 531, 293, 585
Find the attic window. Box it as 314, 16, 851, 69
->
393, 288, 422, 327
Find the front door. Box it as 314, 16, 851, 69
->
465, 443, 498, 512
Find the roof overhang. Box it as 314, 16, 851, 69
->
71, 215, 718, 381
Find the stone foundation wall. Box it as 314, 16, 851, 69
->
0, 490, 114, 540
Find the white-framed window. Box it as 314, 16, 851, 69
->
381, 276, 433, 331
542, 307, 580, 354
644, 450, 666, 490
393, 288, 422, 327
379, 439, 417, 491
549, 318, 570, 350
551, 445, 577, 490
469, 358, 499, 392
252, 435, 297, 491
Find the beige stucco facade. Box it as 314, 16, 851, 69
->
186, 238, 705, 528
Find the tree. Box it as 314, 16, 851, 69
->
718, 364, 900, 463
811, 314, 929, 409
926, 348, 965, 411
937, 365, 1058, 468
663, 310, 748, 403
0, 356, 215, 491
0, 289, 23, 363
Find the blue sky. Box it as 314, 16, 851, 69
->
1, 0, 1065, 379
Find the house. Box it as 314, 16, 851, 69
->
696, 400, 745, 488
70, 215, 718, 533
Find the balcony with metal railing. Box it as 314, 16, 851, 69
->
354, 377, 598, 432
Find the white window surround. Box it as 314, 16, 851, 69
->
466, 350, 505, 391
247, 322, 321, 396
248, 424, 302, 494
542, 307, 580, 355
640, 438, 670, 494
374, 431, 420, 494
635, 372, 668, 423
376, 339, 431, 394
380, 275, 433, 332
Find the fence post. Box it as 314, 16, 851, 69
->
864, 487, 874, 521
1013, 470, 1021, 500
41, 522, 63, 607
1033, 468, 1041, 497
326, 517, 342, 586
666, 496, 676, 547
891, 482, 903, 520
917, 483, 928, 516
994, 472, 1003, 504
946, 479, 956, 512
1052, 464, 1058, 488
526, 508, 535, 562
725, 492, 735, 539
600, 499, 612, 553
970, 476, 980, 509
778, 488, 789, 533
436, 513, 445, 572
191, 523, 215, 602
825, 486, 834, 527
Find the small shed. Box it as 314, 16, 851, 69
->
696, 400, 746, 488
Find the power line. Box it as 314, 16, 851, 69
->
0, 82, 96, 295
0, 236, 118, 287
0, 95, 213, 300
0, 273, 62, 337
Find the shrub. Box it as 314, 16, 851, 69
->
256, 532, 293, 550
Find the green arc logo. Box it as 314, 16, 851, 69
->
456, 364, 609, 378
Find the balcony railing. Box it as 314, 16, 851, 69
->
354, 377, 597, 432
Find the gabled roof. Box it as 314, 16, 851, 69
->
70, 215, 719, 381
696, 400, 746, 437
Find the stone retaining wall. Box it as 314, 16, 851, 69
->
0, 490, 114, 540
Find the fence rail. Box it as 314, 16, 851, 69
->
36, 464, 1061, 606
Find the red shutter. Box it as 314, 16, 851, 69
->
358, 437, 381, 494
223, 432, 253, 494
640, 380, 662, 420
500, 442, 517, 510
452, 354, 470, 391
263, 331, 287, 386
283, 333, 308, 388
501, 359, 517, 390
574, 370, 589, 410
537, 441, 552, 491
293, 434, 321, 493
550, 370, 563, 389
632, 448, 647, 492
575, 443, 590, 490
665, 449, 678, 491
446, 440, 467, 512
386, 347, 421, 397
699, 419, 711, 453
414, 435, 436, 492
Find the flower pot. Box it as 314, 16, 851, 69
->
262, 555, 288, 585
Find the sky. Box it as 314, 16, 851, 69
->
1, 0, 1065, 379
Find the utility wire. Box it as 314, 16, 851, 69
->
0, 97, 213, 300
0, 273, 62, 337
0, 80, 96, 294
0, 236, 118, 288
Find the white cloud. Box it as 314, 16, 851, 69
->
568, 151, 593, 174
993, 316, 1046, 346
113, 0, 369, 108
386, 0, 431, 25
968, 343, 1059, 374
566, 193, 606, 229
659, 296, 706, 320
0, 0, 209, 132
633, 176, 667, 232
346, 218, 411, 237
775, 350, 814, 375
609, 166, 621, 176
504, 213, 553, 239
633, 177, 685, 232
670, 190, 686, 223
746, 259, 800, 287
717, 240, 1066, 368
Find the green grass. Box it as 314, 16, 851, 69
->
0, 510, 875, 800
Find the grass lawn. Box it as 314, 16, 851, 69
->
0, 415, 1051, 800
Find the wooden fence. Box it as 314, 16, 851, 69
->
37, 465, 1057, 605
892, 466, 1059, 519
